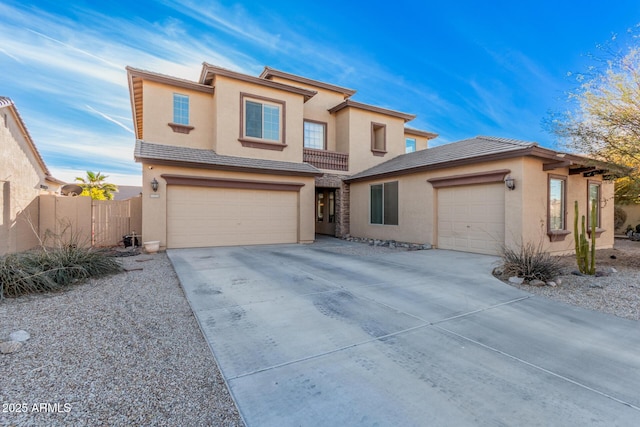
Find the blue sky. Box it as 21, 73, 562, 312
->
1, 0, 639, 185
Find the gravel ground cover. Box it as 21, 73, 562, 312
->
2, 238, 637, 426
0, 252, 243, 427
502, 238, 640, 321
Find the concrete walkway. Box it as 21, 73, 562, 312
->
168, 238, 640, 426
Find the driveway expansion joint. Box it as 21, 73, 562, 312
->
434, 324, 640, 412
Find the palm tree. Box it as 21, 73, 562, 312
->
75, 171, 118, 200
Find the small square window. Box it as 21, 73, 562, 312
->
405, 138, 416, 153
371, 122, 386, 154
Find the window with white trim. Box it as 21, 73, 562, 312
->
304, 121, 326, 149
173, 93, 189, 125
245, 99, 281, 141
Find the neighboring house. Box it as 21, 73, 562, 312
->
126, 65, 616, 255
0, 96, 62, 256
113, 185, 142, 200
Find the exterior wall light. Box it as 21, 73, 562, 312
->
505, 175, 515, 190
151, 177, 159, 192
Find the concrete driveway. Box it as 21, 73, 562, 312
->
168, 238, 640, 426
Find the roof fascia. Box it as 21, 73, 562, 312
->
328, 99, 416, 122
404, 127, 439, 139
126, 66, 214, 93
259, 67, 356, 98
134, 156, 323, 178
200, 63, 317, 101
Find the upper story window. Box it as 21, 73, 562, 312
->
588, 181, 601, 229
304, 120, 326, 150
173, 94, 189, 125
239, 93, 286, 151
168, 93, 194, 134
371, 122, 387, 156
405, 138, 416, 153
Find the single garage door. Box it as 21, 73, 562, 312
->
167, 186, 298, 248
437, 183, 505, 255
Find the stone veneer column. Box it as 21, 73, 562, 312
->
315, 174, 350, 238
336, 181, 350, 237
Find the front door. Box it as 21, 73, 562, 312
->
315, 188, 336, 235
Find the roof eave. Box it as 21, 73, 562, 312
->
329, 100, 416, 122
135, 155, 323, 178
200, 63, 317, 101
404, 127, 439, 139
259, 67, 357, 98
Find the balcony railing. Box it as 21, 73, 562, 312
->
303, 148, 349, 171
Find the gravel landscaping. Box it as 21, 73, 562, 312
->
501, 238, 640, 321
2, 238, 638, 426
0, 252, 243, 427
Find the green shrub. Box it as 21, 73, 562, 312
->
500, 241, 563, 283
614, 205, 627, 231
0, 246, 121, 299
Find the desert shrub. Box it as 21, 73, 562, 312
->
614, 205, 627, 231
0, 246, 121, 299
500, 241, 563, 283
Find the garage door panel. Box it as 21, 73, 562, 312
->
167, 186, 298, 248
437, 183, 505, 255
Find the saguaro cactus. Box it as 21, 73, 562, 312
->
574, 200, 597, 275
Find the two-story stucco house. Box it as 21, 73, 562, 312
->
1, 96, 63, 256
127, 64, 617, 255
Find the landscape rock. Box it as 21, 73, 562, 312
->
547, 281, 557, 287
508, 276, 524, 284
595, 270, 609, 277
571, 270, 586, 276
529, 279, 546, 287
9, 330, 30, 342
589, 282, 604, 289
0, 341, 23, 354
492, 266, 504, 276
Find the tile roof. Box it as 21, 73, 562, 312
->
134, 140, 322, 177
347, 136, 538, 182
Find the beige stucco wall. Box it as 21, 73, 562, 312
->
0, 107, 47, 255
403, 133, 430, 151
349, 158, 521, 244
142, 80, 214, 149
141, 163, 316, 249
349, 156, 614, 254
212, 75, 306, 163
344, 109, 407, 174
268, 76, 347, 153
618, 203, 640, 232
520, 158, 613, 254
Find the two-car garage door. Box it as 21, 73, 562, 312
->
167, 186, 298, 248
437, 183, 505, 255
